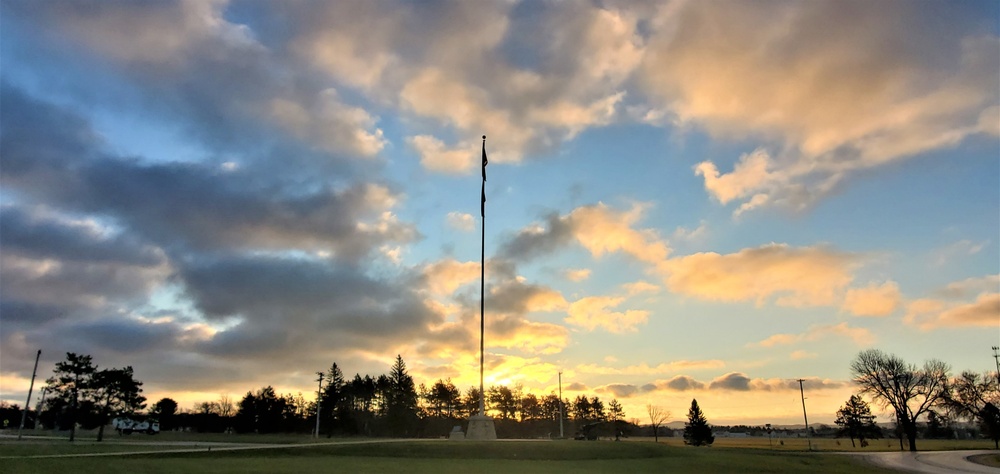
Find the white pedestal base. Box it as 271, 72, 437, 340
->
465, 414, 497, 440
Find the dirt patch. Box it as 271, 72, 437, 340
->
967, 453, 1000, 468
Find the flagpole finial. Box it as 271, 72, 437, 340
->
482, 135, 486, 140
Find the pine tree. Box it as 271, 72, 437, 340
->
834, 394, 880, 447
45, 353, 97, 441
683, 398, 714, 446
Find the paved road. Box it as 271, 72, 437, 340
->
851, 450, 1000, 473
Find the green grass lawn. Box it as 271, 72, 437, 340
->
1, 440, 902, 474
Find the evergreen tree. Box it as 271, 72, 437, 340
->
834, 395, 880, 447
44, 353, 97, 441
683, 399, 714, 446
386, 355, 418, 436
322, 362, 345, 435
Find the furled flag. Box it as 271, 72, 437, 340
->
481, 135, 488, 217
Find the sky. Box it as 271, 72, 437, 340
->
0, 0, 998, 427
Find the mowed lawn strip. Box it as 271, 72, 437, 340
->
2, 440, 899, 474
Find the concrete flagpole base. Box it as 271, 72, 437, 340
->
465, 414, 497, 440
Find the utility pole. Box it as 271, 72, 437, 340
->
797, 379, 811, 451
17, 350, 41, 441
558, 371, 564, 439
992, 346, 1000, 392
314, 372, 324, 438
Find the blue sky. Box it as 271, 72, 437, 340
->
1, 0, 997, 425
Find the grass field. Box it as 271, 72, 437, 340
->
0, 437, 906, 474
3, 431, 996, 473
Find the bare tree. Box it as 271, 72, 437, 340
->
218, 394, 235, 418
850, 349, 950, 452
646, 404, 670, 442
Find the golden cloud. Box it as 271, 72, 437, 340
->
566, 295, 649, 333
752, 322, 875, 347
906, 292, 1000, 330
643, 1, 998, 212
576, 359, 725, 375
663, 244, 859, 307
842, 281, 901, 317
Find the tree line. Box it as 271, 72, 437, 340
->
24, 349, 1000, 448
31, 353, 633, 440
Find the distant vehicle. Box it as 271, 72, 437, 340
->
112, 417, 160, 435
574, 422, 601, 440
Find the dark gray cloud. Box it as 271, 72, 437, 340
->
596, 383, 639, 398
662, 375, 706, 391
498, 212, 576, 261
0, 206, 163, 265
0, 83, 416, 261
708, 372, 752, 391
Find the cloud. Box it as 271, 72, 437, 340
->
906, 293, 1000, 330
268, 90, 387, 157
790, 350, 817, 360
500, 203, 671, 267
445, 212, 476, 232
931, 239, 989, 266
903, 275, 999, 330
622, 281, 659, 296
565, 382, 588, 391
660, 375, 706, 392
643, 1, 999, 212
291, 1, 641, 163
663, 244, 860, 307
419, 259, 480, 297
752, 322, 875, 348
564, 268, 592, 282
938, 274, 1000, 299
672, 220, 708, 242
566, 296, 649, 333
0, 84, 417, 262
709, 372, 752, 391
487, 317, 570, 356
577, 360, 725, 376
596, 383, 639, 398
842, 281, 901, 317
409, 136, 477, 174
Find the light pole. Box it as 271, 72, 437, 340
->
558, 371, 564, 439
992, 346, 999, 392
797, 379, 811, 451
314, 372, 324, 438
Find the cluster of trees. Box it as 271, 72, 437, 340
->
38, 353, 146, 441
33, 353, 630, 439
848, 349, 1000, 451
312, 356, 627, 438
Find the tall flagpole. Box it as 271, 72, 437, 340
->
479, 135, 487, 416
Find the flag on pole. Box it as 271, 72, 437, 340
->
481, 135, 488, 217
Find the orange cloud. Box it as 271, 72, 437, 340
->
664, 244, 860, 307
906, 293, 1000, 330
566, 295, 649, 333
842, 281, 901, 317
564, 268, 592, 282
752, 322, 875, 347
643, 1, 998, 212
577, 359, 725, 375
420, 258, 480, 296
